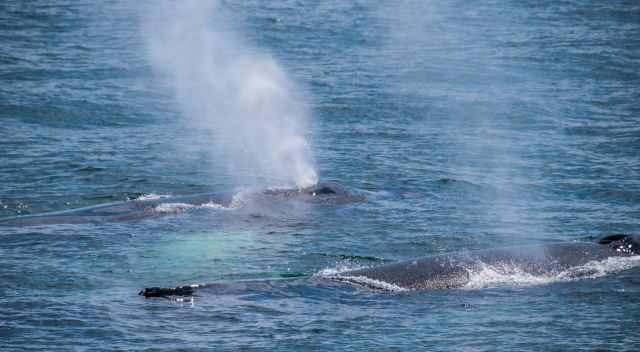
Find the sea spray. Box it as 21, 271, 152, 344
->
142, 0, 318, 188
377, 0, 546, 239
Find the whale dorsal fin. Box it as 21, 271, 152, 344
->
598, 234, 630, 245
314, 186, 337, 195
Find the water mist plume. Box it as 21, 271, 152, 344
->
142, 0, 318, 188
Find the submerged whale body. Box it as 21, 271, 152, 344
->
0, 181, 362, 226
139, 234, 640, 297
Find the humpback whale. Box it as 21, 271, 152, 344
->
0, 181, 363, 226
330, 234, 640, 290
139, 234, 640, 297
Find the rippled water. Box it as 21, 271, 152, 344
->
1, 0, 639, 350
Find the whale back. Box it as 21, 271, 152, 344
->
333, 236, 640, 290
0, 181, 363, 226
261, 181, 364, 203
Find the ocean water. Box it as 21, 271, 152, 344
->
1, 0, 639, 350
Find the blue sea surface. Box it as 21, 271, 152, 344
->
1, 0, 640, 350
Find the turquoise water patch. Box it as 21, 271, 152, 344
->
130, 230, 264, 285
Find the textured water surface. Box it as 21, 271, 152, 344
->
1, 0, 639, 351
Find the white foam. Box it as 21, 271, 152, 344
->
330, 275, 408, 292
462, 256, 640, 290
150, 189, 252, 214
463, 262, 557, 290
154, 202, 197, 213
315, 264, 408, 292
315, 264, 365, 277
199, 201, 227, 210
228, 191, 250, 209
135, 193, 170, 201
557, 256, 640, 281
154, 201, 227, 213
